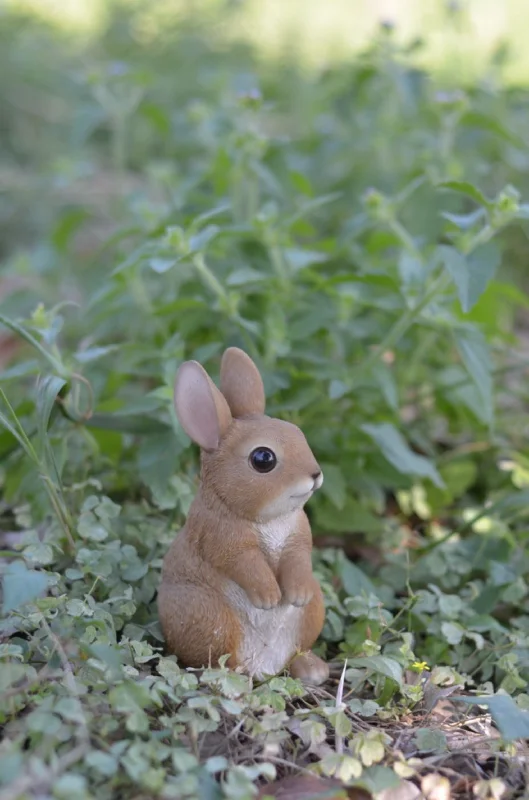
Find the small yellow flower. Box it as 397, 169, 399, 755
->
411, 661, 430, 672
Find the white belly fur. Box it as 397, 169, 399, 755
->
226, 583, 303, 679
224, 513, 303, 679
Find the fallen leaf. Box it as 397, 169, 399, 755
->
473, 778, 506, 799
421, 774, 451, 800
376, 779, 421, 800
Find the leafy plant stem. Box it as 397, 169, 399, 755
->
192, 252, 227, 301
0, 313, 67, 376
418, 493, 529, 555
0, 388, 75, 551
358, 270, 452, 375
388, 218, 424, 263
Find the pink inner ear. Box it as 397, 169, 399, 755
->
174, 362, 223, 451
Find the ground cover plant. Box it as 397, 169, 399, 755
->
2, 2, 529, 798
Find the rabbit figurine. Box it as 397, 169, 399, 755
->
158, 347, 329, 685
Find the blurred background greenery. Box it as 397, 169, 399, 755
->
6, 0, 529, 84
2, 0, 529, 542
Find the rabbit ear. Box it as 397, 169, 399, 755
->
174, 361, 232, 451
220, 347, 266, 418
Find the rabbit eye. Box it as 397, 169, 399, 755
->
249, 447, 277, 473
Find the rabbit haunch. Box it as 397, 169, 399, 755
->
158, 346, 329, 685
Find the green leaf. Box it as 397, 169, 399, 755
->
461, 111, 526, 148
140, 101, 170, 134
319, 463, 347, 509
371, 363, 398, 410
340, 559, 378, 598
289, 170, 313, 195
314, 497, 383, 534
197, 771, 224, 800
205, 756, 229, 774
0, 313, 65, 375
66, 598, 94, 617
52, 209, 89, 251
454, 329, 493, 424
54, 773, 87, 798
441, 208, 484, 231
454, 694, 529, 741
0, 662, 37, 693
2, 561, 49, 613
361, 423, 444, 488
226, 268, 265, 286
86, 413, 170, 434
0, 403, 37, 463
333, 709, 353, 737
149, 257, 178, 273
189, 224, 220, 252
87, 643, 124, 670
414, 728, 448, 752
348, 699, 379, 717
441, 621, 464, 645
0, 753, 24, 787
440, 460, 477, 498
356, 765, 400, 794
349, 656, 403, 686
437, 180, 492, 209
36, 374, 66, 451
23, 543, 54, 565
85, 751, 119, 777
358, 737, 385, 766
440, 243, 501, 312
77, 515, 108, 541
283, 248, 328, 271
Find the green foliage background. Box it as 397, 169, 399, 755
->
2, 1, 529, 798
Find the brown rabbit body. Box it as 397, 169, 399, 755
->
158, 347, 329, 684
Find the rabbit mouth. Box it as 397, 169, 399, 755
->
291, 473, 323, 499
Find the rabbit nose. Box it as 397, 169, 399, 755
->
312, 470, 323, 490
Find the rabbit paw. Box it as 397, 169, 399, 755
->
248, 580, 282, 610
280, 575, 315, 607
290, 651, 329, 685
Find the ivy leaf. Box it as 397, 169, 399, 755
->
441, 621, 465, 645
357, 737, 385, 767
0, 662, 38, 692
85, 751, 119, 777
332, 709, 353, 738
414, 728, 448, 753
340, 559, 378, 598
349, 656, 403, 686
357, 765, 401, 794
2, 561, 49, 613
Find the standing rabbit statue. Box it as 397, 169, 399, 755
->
158, 347, 329, 685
